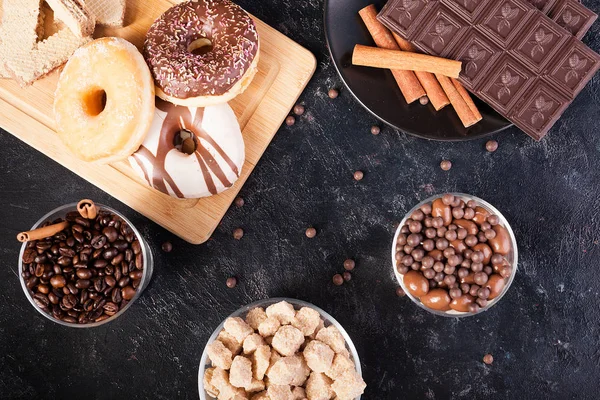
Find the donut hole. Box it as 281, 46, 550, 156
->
83, 89, 107, 117
174, 129, 198, 155
188, 38, 213, 56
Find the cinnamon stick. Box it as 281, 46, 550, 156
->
352, 45, 462, 78
391, 32, 450, 111
451, 78, 482, 124
358, 5, 425, 104
77, 199, 97, 219
436, 74, 480, 128
17, 221, 69, 243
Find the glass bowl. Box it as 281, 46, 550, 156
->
18, 203, 154, 328
198, 297, 363, 400
391, 194, 518, 317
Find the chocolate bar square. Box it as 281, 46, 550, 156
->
446, 28, 502, 90
477, 0, 534, 47
412, 3, 469, 57
377, 0, 433, 38
440, 0, 492, 23
527, 0, 559, 13
550, 0, 598, 39
510, 14, 568, 72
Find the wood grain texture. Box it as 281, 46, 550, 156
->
0, 0, 316, 244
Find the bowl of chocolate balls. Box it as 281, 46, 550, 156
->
392, 193, 517, 316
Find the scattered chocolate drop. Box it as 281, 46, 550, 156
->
440, 160, 452, 171
226, 277, 237, 288
233, 228, 244, 240
305, 227, 317, 238
343, 271, 352, 282
333, 274, 344, 286
293, 104, 305, 116
234, 197, 244, 208
483, 354, 494, 365
419, 96, 429, 106
285, 116, 295, 126
354, 171, 364, 181
343, 259, 355, 271
396, 287, 406, 297
161, 241, 173, 253
486, 140, 499, 152
370, 125, 380, 135
328, 88, 339, 99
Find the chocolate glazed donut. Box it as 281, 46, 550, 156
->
143, 0, 260, 107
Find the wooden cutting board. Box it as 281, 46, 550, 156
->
0, 0, 316, 244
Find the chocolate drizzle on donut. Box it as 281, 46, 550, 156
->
132, 99, 241, 198
143, 0, 259, 99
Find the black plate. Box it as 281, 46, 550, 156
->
324, 0, 512, 141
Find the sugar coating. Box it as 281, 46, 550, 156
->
258, 317, 281, 337
272, 326, 305, 356
224, 317, 254, 343
245, 379, 265, 393
246, 307, 268, 330
267, 384, 294, 400
204, 367, 220, 397
291, 386, 306, 400
219, 330, 243, 355
325, 353, 355, 380
252, 345, 271, 380
266, 301, 296, 325
207, 340, 234, 370
230, 356, 253, 389
331, 370, 366, 400
266, 355, 310, 386
309, 318, 325, 340
305, 372, 334, 400
303, 341, 334, 373
291, 307, 321, 336
243, 333, 266, 355
315, 326, 346, 354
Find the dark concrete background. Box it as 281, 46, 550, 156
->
1, 0, 600, 399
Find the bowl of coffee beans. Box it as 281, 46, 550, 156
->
392, 194, 517, 316
18, 203, 153, 327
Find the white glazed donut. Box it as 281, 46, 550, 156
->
129, 98, 245, 199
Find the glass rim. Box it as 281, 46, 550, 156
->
197, 297, 362, 400
18, 202, 152, 328
391, 193, 519, 318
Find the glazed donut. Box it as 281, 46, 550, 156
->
128, 98, 245, 199
143, 0, 260, 107
54, 37, 155, 164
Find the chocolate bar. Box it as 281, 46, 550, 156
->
378, 0, 600, 140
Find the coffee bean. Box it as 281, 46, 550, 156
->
33, 293, 50, 309
50, 275, 66, 288
111, 253, 124, 266
226, 277, 237, 288
75, 279, 90, 289
111, 289, 122, 303
131, 240, 141, 255
62, 294, 77, 309
105, 275, 116, 287
22, 248, 37, 264
122, 286, 136, 300
102, 226, 118, 243
129, 270, 143, 280
101, 248, 118, 260
67, 283, 78, 295
103, 302, 119, 316
118, 277, 130, 288
332, 274, 344, 286
91, 234, 107, 249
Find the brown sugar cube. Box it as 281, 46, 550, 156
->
207, 340, 234, 370
272, 326, 305, 356
204, 367, 220, 398
266, 301, 296, 325
331, 370, 366, 400
224, 317, 254, 343
315, 326, 346, 354
303, 340, 334, 373
305, 372, 334, 400
252, 345, 271, 381
325, 353, 355, 380
219, 384, 247, 400
218, 330, 243, 355
258, 317, 281, 337
291, 386, 306, 400
266, 355, 310, 386
245, 379, 265, 393
243, 334, 266, 355
230, 356, 253, 389
267, 385, 294, 400
309, 318, 325, 340
291, 307, 321, 336
250, 391, 269, 400
246, 307, 268, 330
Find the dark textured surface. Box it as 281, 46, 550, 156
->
1, 0, 600, 399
